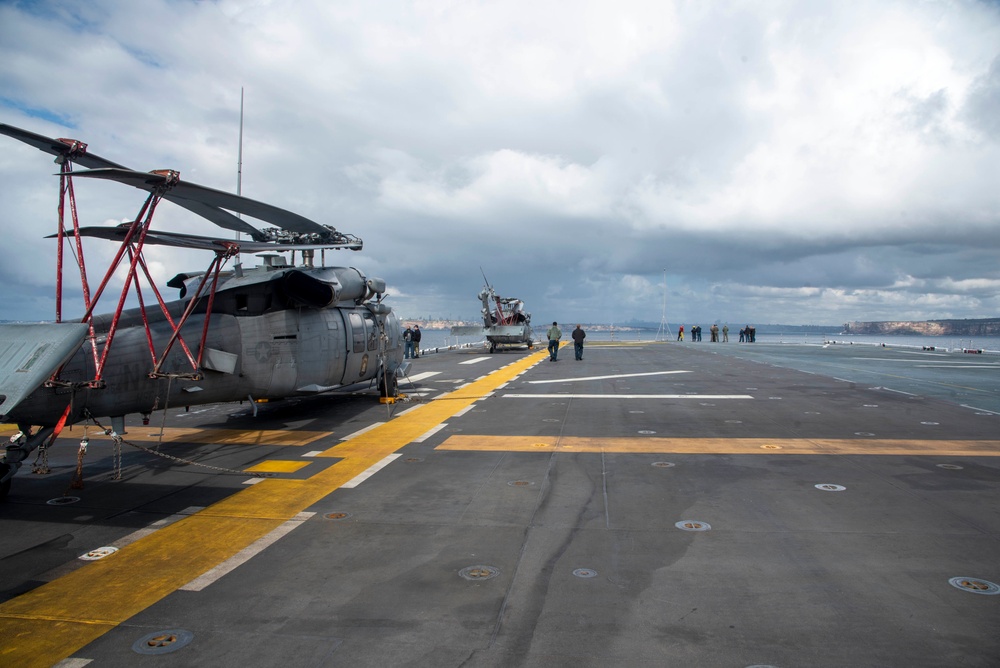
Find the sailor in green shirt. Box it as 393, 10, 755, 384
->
546, 321, 562, 361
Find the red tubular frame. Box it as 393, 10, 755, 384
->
50, 164, 235, 388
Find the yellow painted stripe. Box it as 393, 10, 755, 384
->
0, 426, 330, 447
436, 435, 1000, 457
245, 460, 312, 473
0, 349, 548, 668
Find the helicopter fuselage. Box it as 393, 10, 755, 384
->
4, 263, 404, 429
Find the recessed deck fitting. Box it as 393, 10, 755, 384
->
936, 464, 963, 470
651, 462, 675, 468
948, 577, 1000, 595
132, 629, 194, 655
507, 480, 535, 486
46, 496, 80, 505
675, 520, 711, 531
460, 565, 500, 581
573, 569, 598, 578
815, 484, 846, 491
80, 546, 119, 561
324, 512, 351, 520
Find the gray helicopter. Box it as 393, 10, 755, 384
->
0, 123, 405, 499
450, 275, 533, 353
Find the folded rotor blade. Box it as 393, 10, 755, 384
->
71, 167, 331, 236
55, 226, 362, 252
0, 123, 126, 170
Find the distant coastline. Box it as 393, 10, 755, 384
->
843, 317, 1000, 336
401, 317, 1000, 338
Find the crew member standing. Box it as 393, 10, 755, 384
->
572, 324, 586, 360
403, 326, 414, 359
547, 321, 562, 361
412, 324, 422, 358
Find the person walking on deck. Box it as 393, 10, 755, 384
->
547, 322, 562, 361
572, 324, 586, 360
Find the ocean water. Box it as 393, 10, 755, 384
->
413, 328, 1000, 354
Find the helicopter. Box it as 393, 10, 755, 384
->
0, 123, 406, 499
450, 274, 533, 353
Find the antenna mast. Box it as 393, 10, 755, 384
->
655, 269, 672, 341
237, 87, 244, 198
235, 87, 245, 271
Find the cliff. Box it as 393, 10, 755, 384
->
843, 318, 1000, 336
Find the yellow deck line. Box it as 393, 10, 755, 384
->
436, 435, 1000, 456
0, 350, 548, 667
1, 426, 330, 447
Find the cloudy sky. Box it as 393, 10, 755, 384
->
2, 0, 999, 328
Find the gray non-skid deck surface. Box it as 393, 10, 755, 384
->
2, 342, 998, 667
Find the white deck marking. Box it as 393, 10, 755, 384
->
503, 394, 753, 399
413, 424, 449, 443
528, 370, 692, 384
342, 454, 401, 488
302, 450, 323, 457
877, 387, 918, 396
961, 404, 1000, 415
54, 660, 92, 668
852, 357, 1000, 367
341, 422, 386, 440
400, 371, 442, 385
460, 357, 492, 365
915, 364, 1000, 369
180, 512, 315, 591
453, 405, 476, 417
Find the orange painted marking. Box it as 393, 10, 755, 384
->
245, 460, 312, 473
435, 435, 1000, 457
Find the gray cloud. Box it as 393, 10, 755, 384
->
1, 0, 999, 329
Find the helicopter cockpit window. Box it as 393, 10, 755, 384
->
236, 294, 248, 311
349, 313, 365, 353
364, 313, 378, 351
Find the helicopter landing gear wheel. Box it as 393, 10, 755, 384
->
378, 372, 398, 398
489, 341, 496, 354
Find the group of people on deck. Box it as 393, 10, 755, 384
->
545, 322, 586, 362
402, 325, 421, 359
676, 324, 755, 342
407, 319, 757, 364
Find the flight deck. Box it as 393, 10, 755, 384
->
1, 340, 998, 667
